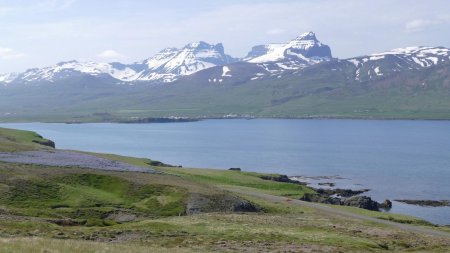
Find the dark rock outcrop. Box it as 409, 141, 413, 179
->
300, 189, 391, 211
380, 199, 393, 209
342, 196, 380, 211
315, 188, 369, 198
32, 139, 55, 148
318, 182, 335, 187
395, 199, 450, 207
146, 160, 174, 167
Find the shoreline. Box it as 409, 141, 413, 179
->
2, 115, 450, 124
1, 123, 449, 225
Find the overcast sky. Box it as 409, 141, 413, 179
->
1, 0, 449, 73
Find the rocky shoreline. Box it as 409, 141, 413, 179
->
395, 199, 450, 207
287, 175, 393, 211
257, 174, 392, 211
299, 188, 392, 211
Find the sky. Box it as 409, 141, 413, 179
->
0, 0, 449, 73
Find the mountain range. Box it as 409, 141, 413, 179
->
1, 32, 450, 121
0, 32, 336, 85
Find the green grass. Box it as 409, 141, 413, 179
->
0, 127, 53, 152
2, 212, 449, 252
88, 152, 444, 228
0, 128, 449, 252
0, 237, 201, 253
332, 205, 435, 226
0, 163, 188, 221
83, 151, 167, 168
84, 151, 315, 199
0, 163, 448, 252
160, 167, 315, 198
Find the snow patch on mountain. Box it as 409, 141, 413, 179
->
4, 41, 236, 85
346, 46, 450, 81
222, 66, 232, 77
0, 73, 18, 85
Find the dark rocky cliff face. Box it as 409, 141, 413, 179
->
32, 136, 55, 148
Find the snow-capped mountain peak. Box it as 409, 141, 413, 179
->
136, 41, 236, 82
245, 31, 332, 64
15, 60, 140, 83
3, 33, 449, 88
296, 31, 317, 41
1, 41, 236, 85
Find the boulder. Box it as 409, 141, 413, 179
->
379, 199, 393, 209
342, 196, 379, 211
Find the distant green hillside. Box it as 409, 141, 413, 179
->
0, 61, 449, 122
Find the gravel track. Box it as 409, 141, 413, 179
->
0, 150, 158, 173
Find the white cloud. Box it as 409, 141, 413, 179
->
405, 19, 442, 32
0, 47, 25, 60
97, 50, 125, 60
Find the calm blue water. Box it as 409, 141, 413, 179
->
1, 119, 449, 225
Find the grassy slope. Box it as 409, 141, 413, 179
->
0, 128, 449, 252
0, 127, 53, 152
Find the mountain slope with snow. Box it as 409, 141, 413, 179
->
1, 37, 450, 121
245, 32, 332, 74
0, 73, 18, 85
12, 61, 140, 85
1, 32, 449, 90
346, 46, 450, 81
246, 32, 332, 63
135, 42, 236, 82
198, 32, 334, 84
1, 41, 236, 85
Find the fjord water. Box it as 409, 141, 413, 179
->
1, 119, 449, 225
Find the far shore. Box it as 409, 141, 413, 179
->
2, 115, 450, 124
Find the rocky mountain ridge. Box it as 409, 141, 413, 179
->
1, 32, 337, 86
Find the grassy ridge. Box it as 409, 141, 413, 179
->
0, 127, 53, 152
0, 163, 188, 225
